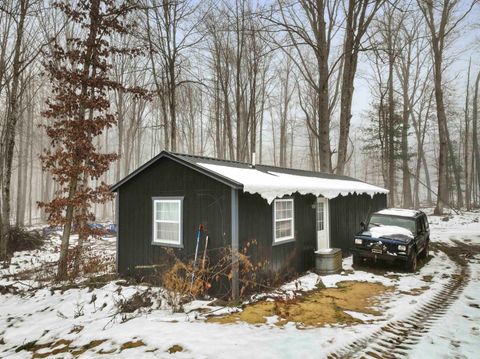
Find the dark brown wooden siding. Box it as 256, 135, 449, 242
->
329, 193, 387, 252
117, 155, 386, 295
238, 192, 317, 278
117, 157, 231, 277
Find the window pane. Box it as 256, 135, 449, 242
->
317, 201, 324, 231
275, 219, 292, 239
276, 200, 293, 220
317, 218, 324, 231
156, 222, 179, 243
156, 201, 179, 221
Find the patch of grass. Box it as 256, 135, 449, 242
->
167, 344, 184, 354
15, 340, 37, 353
27, 339, 72, 359
70, 339, 107, 356
207, 281, 393, 328
399, 286, 430, 296
98, 348, 117, 354
209, 298, 243, 307
120, 340, 146, 351
15, 338, 110, 357
315, 280, 326, 289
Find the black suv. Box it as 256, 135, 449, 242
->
351, 208, 430, 272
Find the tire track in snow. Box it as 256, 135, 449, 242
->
327, 242, 475, 359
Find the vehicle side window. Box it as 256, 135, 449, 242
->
416, 218, 423, 234
423, 215, 429, 230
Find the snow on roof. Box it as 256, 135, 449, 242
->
368, 225, 414, 239
375, 208, 421, 218
197, 162, 389, 204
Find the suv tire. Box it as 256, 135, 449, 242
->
405, 249, 418, 272
353, 253, 362, 267
419, 241, 429, 259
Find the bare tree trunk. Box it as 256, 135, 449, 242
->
28, 106, 34, 225
73, 174, 88, 276
58, 179, 77, 279
115, 91, 124, 182
317, 51, 332, 173
432, 57, 449, 214
279, 61, 293, 167
387, 49, 396, 207
16, 108, 25, 226
422, 152, 433, 205
446, 123, 463, 207
0, 0, 29, 262
464, 59, 471, 209
400, 78, 413, 208
17, 83, 32, 226
169, 58, 177, 151
472, 71, 480, 201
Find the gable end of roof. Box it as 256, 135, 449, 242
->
110, 151, 243, 192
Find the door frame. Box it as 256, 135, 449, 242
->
316, 197, 330, 250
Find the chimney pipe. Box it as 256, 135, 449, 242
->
252, 152, 256, 168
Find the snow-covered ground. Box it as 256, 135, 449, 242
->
0, 210, 479, 358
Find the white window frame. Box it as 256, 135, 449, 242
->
152, 197, 183, 247
273, 198, 295, 244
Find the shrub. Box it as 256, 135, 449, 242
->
159, 243, 266, 311
118, 291, 153, 313
7, 226, 44, 256
62, 244, 115, 281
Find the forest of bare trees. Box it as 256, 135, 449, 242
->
1, 0, 479, 262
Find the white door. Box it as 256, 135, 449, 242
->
316, 197, 330, 250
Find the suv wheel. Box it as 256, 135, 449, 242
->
353, 253, 362, 267
419, 241, 429, 259
405, 250, 418, 272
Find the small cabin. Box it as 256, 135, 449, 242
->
111, 151, 388, 298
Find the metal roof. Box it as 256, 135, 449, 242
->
176, 152, 365, 182
111, 150, 384, 193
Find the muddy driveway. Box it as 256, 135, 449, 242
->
327, 241, 480, 359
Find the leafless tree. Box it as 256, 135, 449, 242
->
142, 0, 202, 152
416, 0, 477, 214
0, 0, 32, 263
336, 0, 384, 175
269, 0, 344, 172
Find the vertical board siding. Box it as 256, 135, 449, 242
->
238, 192, 316, 282
329, 193, 387, 252
117, 157, 232, 281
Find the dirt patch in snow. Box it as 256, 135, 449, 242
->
168, 344, 184, 353
207, 281, 392, 328
120, 340, 146, 351
15, 338, 110, 358
399, 285, 431, 296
